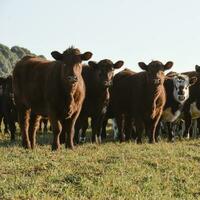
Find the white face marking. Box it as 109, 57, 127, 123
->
190, 102, 200, 119
162, 107, 181, 122
173, 74, 189, 104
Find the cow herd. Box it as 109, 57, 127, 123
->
1, 46, 200, 150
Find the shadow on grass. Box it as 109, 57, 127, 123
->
0, 131, 53, 148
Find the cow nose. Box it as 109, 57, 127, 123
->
67, 75, 78, 83
178, 90, 185, 95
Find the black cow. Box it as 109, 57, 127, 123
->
157, 72, 197, 141
182, 65, 200, 138
75, 59, 124, 144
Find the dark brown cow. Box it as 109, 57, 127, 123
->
13, 47, 92, 150
101, 68, 136, 140
112, 61, 173, 143
74, 59, 124, 143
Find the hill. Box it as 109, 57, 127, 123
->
0, 43, 45, 77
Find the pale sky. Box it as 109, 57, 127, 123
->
1, 0, 200, 72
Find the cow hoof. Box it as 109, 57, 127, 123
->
168, 138, 175, 143
136, 139, 142, 144
22, 141, 31, 149
66, 145, 75, 150
149, 140, 155, 144
51, 144, 60, 151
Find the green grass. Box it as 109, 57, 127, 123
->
1, 131, 200, 200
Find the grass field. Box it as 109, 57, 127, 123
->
1, 130, 200, 200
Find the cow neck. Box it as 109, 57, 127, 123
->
145, 72, 164, 99
144, 72, 165, 112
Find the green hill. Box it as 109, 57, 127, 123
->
0, 43, 45, 77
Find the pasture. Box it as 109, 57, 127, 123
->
0, 129, 200, 200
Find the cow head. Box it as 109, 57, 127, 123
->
51, 47, 92, 87
172, 74, 197, 104
138, 61, 173, 86
88, 59, 124, 88
195, 65, 200, 73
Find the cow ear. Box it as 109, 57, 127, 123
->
81, 52, 93, 61
195, 65, 200, 73
88, 61, 98, 68
51, 51, 63, 60
138, 62, 147, 71
189, 76, 197, 86
114, 61, 124, 69
164, 61, 173, 71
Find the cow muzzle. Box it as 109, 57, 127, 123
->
178, 95, 185, 101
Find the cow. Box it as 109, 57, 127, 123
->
111, 61, 173, 143
74, 59, 124, 144
2, 75, 17, 141
0, 77, 7, 133
13, 47, 92, 150
0, 76, 17, 140
181, 65, 200, 138
101, 68, 136, 140
157, 72, 197, 141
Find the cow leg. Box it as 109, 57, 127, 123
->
146, 116, 161, 144
3, 117, 9, 134
101, 118, 108, 140
39, 120, 42, 132
74, 119, 81, 144
145, 121, 155, 143
115, 114, 125, 142
65, 116, 77, 150
60, 119, 67, 144
197, 118, 200, 138
80, 117, 88, 143
0, 114, 3, 133
39, 118, 48, 133
4, 105, 16, 141
18, 109, 31, 149
124, 115, 132, 141
183, 112, 192, 139
91, 114, 106, 144
167, 122, 175, 142
50, 117, 62, 151
74, 116, 88, 144
155, 120, 161, 143
29, 113, 41, 149
43, 119, 48, 133
91, 117, 100, 143
135, 119, 144, 144
112, 118, 119, 140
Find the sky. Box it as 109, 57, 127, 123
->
1, 0, 200, 72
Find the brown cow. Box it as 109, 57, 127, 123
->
111, 61, 173, 143
13, 47, 92, 150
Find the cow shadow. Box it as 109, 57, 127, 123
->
0, 131, 53, 148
